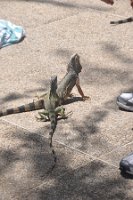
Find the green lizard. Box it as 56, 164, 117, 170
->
0, 54, 89, 117
57, 53, 90, 103
35, 54, 90, 105
36, 75, 67, 166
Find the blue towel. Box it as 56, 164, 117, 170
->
0, 20, 26, 48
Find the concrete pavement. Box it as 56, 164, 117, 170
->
0, 0, 133, 199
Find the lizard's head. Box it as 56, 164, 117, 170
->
50, 75, 58, 91
67, 54, 82, 74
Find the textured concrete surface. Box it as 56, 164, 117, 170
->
0, 0, 133, 199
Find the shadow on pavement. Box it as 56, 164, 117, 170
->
0, 127, 132, 199
2, 0, 113, 12
102, 42, 133, 65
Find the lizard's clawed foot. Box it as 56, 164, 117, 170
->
33, 94, 40, 102
69, 93, 75, 98
65, 111, 73, 118
82, 96, 91, 101
35, 115, 48, 122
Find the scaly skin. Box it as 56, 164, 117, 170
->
110, 17, 133, 25
0, 54, 89, 117
36, 76, 67, 168
37, 54, 90, 105
57, 53, 90, 103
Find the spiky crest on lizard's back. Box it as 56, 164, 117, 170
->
0, 54, 89, 118
37, 76, 67, 169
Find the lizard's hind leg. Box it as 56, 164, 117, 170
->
55, 106, 67, 119
55, 106, 72, 119
36, 110, 49, 122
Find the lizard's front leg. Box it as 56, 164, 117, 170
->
55, 106, 67, 119
55, 106, 72, 119
76, 77, 91, 101
36, 110, 49, 122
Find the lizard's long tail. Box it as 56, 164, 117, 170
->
110, 17, 133, 25
49, 113, 57, 167
0, 100, 44, 117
